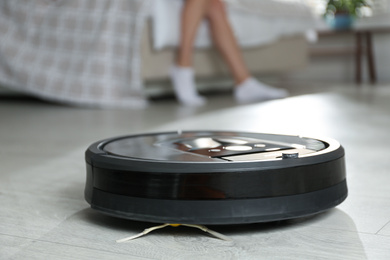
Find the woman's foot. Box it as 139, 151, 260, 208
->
170, 65, 206, 107
234, 77, 288, 104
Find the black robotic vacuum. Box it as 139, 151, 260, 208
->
85, 131, 347, 225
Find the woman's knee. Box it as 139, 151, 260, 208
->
206, 0, 227, 20
183, 0, 210, 14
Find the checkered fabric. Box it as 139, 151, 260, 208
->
0, 0, 151, 108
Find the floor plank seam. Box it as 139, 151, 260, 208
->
375, 220, 390, 235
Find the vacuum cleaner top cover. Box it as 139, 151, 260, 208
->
85, 131, 347, 224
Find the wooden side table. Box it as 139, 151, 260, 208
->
310, 26, 390, 84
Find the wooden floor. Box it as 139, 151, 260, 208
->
1, 83, 390, 259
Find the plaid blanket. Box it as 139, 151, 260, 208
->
0, 0, 150, 108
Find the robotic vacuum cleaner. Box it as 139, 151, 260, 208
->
85, 131, 347, 225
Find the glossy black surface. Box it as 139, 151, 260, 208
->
89, 180, 348, 225
90, 158, 345, 200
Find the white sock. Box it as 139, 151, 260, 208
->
170, 65, 206, 107
234, 77, 288, 104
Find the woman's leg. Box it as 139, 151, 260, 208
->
205, 0, 288, 103
205, 0, 250, 85
176, 0, 249, 84
176, 0, 209, 67
171, 0, 209, 106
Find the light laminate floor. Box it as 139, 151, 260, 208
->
1, 83, 390, 259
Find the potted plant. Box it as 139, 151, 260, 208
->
325, 0, 370, 29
